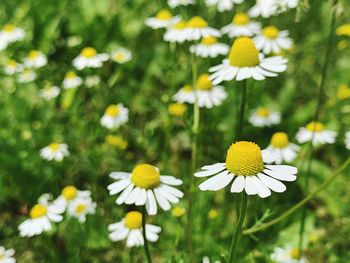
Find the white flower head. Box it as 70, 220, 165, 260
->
108, 164, 184, 215
249, 107, 281, 127
39, 85, 60, 100
164, 21, 188, 44
3, 59, 24, 75
221, 13, 261, 38
84, 75, 100, 88
249, 0, 278, 18
24, 50, 47, 68
296, 122, 337, 145
17, 69, 36, 83
73, 47, 109, 70
111, 48, 132, 64
54, 186, 92, 212
62, 71, 82, 89
145, 9, 181, 29
0, 24, 25, 44
275, 0, 299, 13
184, 16, 221, 41
172, 84, 196, 104
40, 143, 69, 161
254, 26, 293, 54
346, 131, 350, 150
205, 0, 244, 12
190, 36, 229, 58
0, 246, 15, 263
271, 245, 307, 263
265, 132, 300, 164
168, 0, 194, 8
108, 211, 161, 247
67, 197, 96, 223
100, 103, 129, 130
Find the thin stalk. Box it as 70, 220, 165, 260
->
236, 80, 247, 140
142, 208, 152, 263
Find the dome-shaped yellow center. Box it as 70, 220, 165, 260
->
233, 13, 250, 25
105, 105, 120, 117
30, 204, 47, 218
187, 16, 208, 28
336, 24, 350, 37
196, 74, 212, 90
28, 50, 40, 59
225, 141, 264, 176
168, 103, 187, 116
49, 143, 60, 151
271, 132, 289, 148
229, 37, 259, 67
257, 108, 270, 117
290, 248, 300, 259
171, 206, 186, 217
3, 24, 15, 32
182, 84, 193, 93
337, 84, 350, 100
105, 135, 128, 149
81, 47, 97, 58
113, 52, 125, 62
131, 164, 161, 189
125, 211, 143, 229
156, 9, 172, 20
306, 121, 324, 132
201, 36, 217, 45
174, 21, 187, 29
75, 203, 87, 214
7, 59, 17, 67
263, 26, 280, 39
65, 71, 77, 79
62, 185, 77, 200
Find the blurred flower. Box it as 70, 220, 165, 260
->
54, 186, 92, 212
17, 69, 36, 83
40, 143, 69, 161
24, 50, 47, 68
66, 35, 82, 47
18, 194, 64, 237
345, 132, 350, 150
0, 23, 25, 44
249, 107, 281, 127
265, 132, 300, 164
276, 0, 299, 12
84, 75, 100, 88
21, 130, 32, 140
172, 84, 195, 104
105, 135, 128, 149
111, 48, 132, 64
309, 228, 325, 243
67, 196, 96, 223
108, 164, 184, 215
100, 104, 129, 129
336, 24, 350, 37
208, 209, 218, 219
0, 246, 15, 263
204, 0, 243, 12
221, 13, 261, 38
337, 40, 348, 50
202, 256, 221, 263
296, 121, 337, 145
3, 59, 24, 75
209, 37, 287, 83
168, 103, 187, 117
254, 26, 293, 54
39, 85, 60, 100
190, 36, 229, 58
270, 246, 307, 263
336, 84, 350, 100
195, 141, 297, 198
168, 0, 194, 8
164, 21, 188, 43
62, 71, 82, 89
73, 47, 108, 70
249, 0, 277, 18
184, 16, 220, 41
145, 9, 181, 29
171, 206, 186, 217
108, 211, 161, 247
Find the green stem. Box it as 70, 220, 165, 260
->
142, 208, 152, 263
236, 80, 247, 140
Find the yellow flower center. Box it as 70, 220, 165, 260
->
7, 59, 17, 67
263, 26, 280, 39
62, 186, 77, 200
131, 164, 161, 189
225, 141, 264, 176
233, 13, 250, 25
155, 9, 172, 20
306, 121, 324, 132
81, 47, 97, 58
0, 252, 4, 259
336, 24, 350, 37
182, 84, 193, 93
49, 143, 60, 152
208, 209, 218, 219
257, 108, 270, 117
30, 204, 47, 218
168, 103, 187, 117
171, 206, 186, 217
113, 52, 125, 61
337, 84, 350, 100
3, 24, 15, 32
75, 204, 87, 214
290, 248, 300, 259
229, 37, 259, 67
174, 21, 187, 29
271, 132, 289, 148
28, 50, 40, 59
201, 36, 217, 45
105, 105, 120, 117
65, 71, 77, 79
187, 16, 208, 28
196, 74, 212, 90
124, 211, 142, 229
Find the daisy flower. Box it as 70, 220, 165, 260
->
168, 0, 194, 8
172, 84, 195, 104
18, 194, 64, 237
168, 103, 188, 117
254, 26, 293, 54
204, 0, 244, 12
221, 13, 261, 38
67, 197, 96, 223
23, 50, 47, 68
209, 37, 287, 84
54, 186, 92, 211
40, 143, 69, 161
296, 121, 337, 145
249, 0, 278, 18
73, 47, 109, 70
195, 141, 298, 198
265, 132, 300, 164
105, 135, 128, 149
108, 211, 161, 247
276, 0, 299, 12
62, 71, 82, 89
249, 107, 281, 127
190, 36, 229, 58
39, 85, 60, 100
107, 164, 184, 215
145, 9, 181, 29
0, 24, 25, 44
111, 48, 132, 64
0, 246, 15, 263
164, 21, 188, 43
195, 74, 227, 108
17, 69, 36, 83
3, 59, 24, 75
100, 104, 129, 129
345, 132, 350, 150
271, 246, 307, 263
184, 16, 220, 41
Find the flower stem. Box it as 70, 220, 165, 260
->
142, 208, 152, 263
236, 80, 247, 140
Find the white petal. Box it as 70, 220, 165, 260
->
230, 176, 245, 193
146, 190, 158, 215
265, 164, 298, 175
198, 171, 234, 191
257, 173, 286, 193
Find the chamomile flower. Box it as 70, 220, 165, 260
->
17, 69, 36, 83
0, 24, 25, 44
271, 246, 307, 263
221, 13, 261, 38
164, 21, 188, 43
73, 47, 109, 70
23, 50, 47, 68
254, 26, 293, 54
145, 9, 181, 29
18, 194, 64, 237
108, 211, 161, 247
39, 85, 60, 100
277, 0, 299, 12
345, 132, 350, 150
62, 71, 82, 89
111, 48, 132, 64
168, 103, 188, 117
265, 132, 300, 164
67, 197, 96, 223
108, 164, 184, 215
54, 186, 92, 211
205, 0, 244, 12
40, 143, 69, 161
249, 0, 277, 18
100, 104, 129, 130
168, 0, 194, 8
172, 84, 195, 104
190, 36, 229, 58
184, 16, 220, 41
3, 59, 24, 75
296, 121, 337, 145
0, 246, 15, 263
195, 141, 298, 198
209, 37, 287, 84
249, 107, 281, 127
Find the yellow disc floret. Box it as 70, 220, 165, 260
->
257, 108, 270, 117
336, 24, 350, 37
306, 121, 324, 132
131, 164, 161, 189
105, 135, 128, 149
62, 185, 78, 200
49, 143, 60, 152
105, 105, 120, 117
225, 141, 264, 176
124, 211, 142, 229
30, 204, 47, 218
233, 13, 250, 25
75, 204, 87, 214
3, 24, 15, 32
171, 206, 186, 217
187, 16, 208, 28
196, 74, 212, 90
289, 248, 300, 259
65, 71, 77, 79
168, 103, 187, 117
201, 36, 217, 45
28, 50, 40, 59
6, 59, 17, 67
182, 84, 193, 93
229, 37, 259, 67
156, 9, 172, 20
263, 26, 280, 39
81, 47, 97, 58
271, 132, 289, 148
337, 84, 350, 100
174, 21, 187, 29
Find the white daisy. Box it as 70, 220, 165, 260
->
209, 37, 287, 84
40, 143, 69, 161
168, 0, 194, 8
276, 0, 299, 12
73, 47, 109, 70
145, 9, 181, 29
107, 164, 184, 215
54, 186, 92, 211
84, 75, 100, 88
190, 36, 229, 58
0, 246, 15, 263
62, 71, 82, 89
17, 69, 36, 83
3, 59, 24, 75
23, 50, 47, 68
111, 48, 132, 64
184, 16, 221, 41
0, 24, 25, 44
172, 84, 196, 104
108, 211, 161, 247
249, 0, 278, 18
100, 104, 129, 129
39, 85, 60, 100
346, 131, 350, 150
67, 197, 96, 223
195, 141, 298, 198
205, 0, 244, 12
254, 26, 293, 54
296, 122, 337, 145
271, 246, 307, 263
164, 21, 188, 43
18, 194, 64, 237
221, 13, 261, 38
265, 132, 300, 164
249, 107, 281, 127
